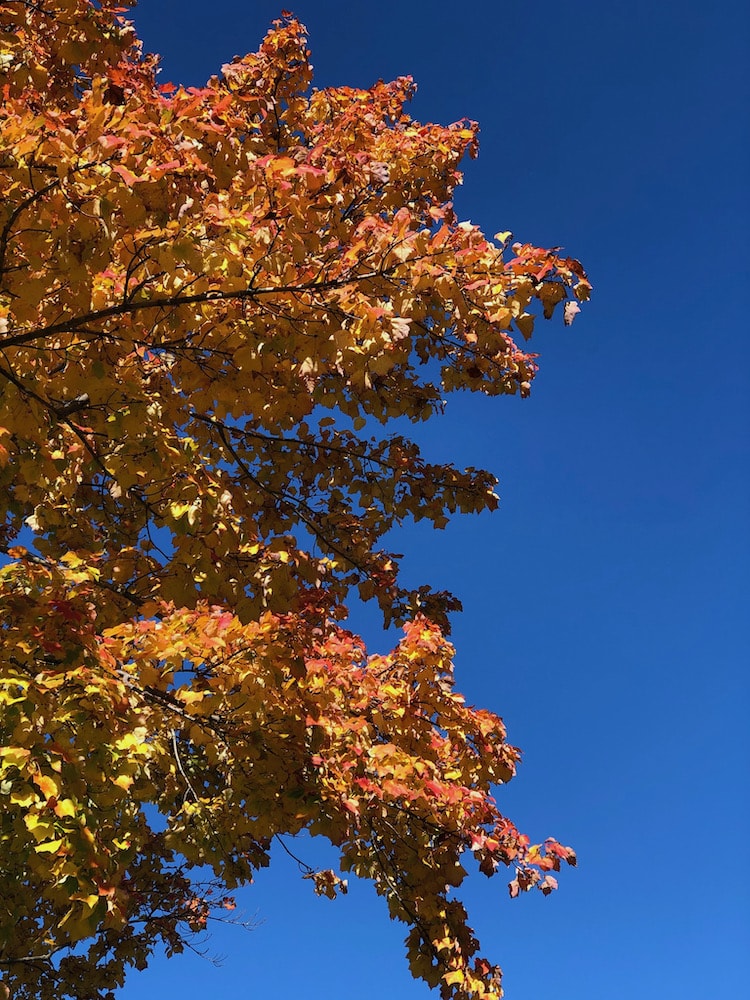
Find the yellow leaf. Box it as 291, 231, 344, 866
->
33, 774, 59, 799
70, 893, 100, 909
10, 787, 37, 807
53, 798, 77, 818
0, 747, 30, 767
35, 837, 66, 854
60, 551, 84, 568
443, 970, 465, 986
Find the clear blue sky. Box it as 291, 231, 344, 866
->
120, 2, 749, 998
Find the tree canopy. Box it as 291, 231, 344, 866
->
0, 3, 588, 998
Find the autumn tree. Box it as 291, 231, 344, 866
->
0, 3, 589, 998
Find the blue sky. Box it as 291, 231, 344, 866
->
120, 2, 749, 998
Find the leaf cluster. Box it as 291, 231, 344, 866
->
0, 4, 585, 998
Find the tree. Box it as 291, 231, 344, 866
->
0, 3, 589, 998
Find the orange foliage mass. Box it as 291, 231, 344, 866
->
0, 3, 584, 998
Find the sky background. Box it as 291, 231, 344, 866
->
120, 2, 749, 998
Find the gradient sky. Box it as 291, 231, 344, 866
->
118, 2, 749, 998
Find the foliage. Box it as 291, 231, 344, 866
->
0, 3, 587, 997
